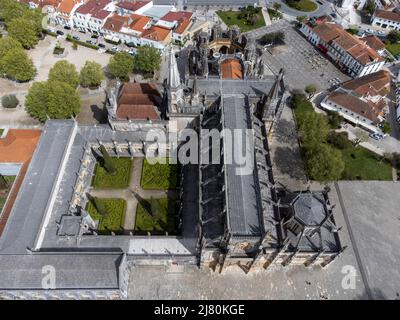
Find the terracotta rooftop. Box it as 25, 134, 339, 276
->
160, 11, 193, 23
103, 14, 129, 32
57, 0, 79, 14
118, 83, 160, 95
76, 0, 110, 19
116, 83, 161, 120
116, 0, 150, 11
220, 59, 243, 80
116, 104, 160, 120
312, 22, 382, 65
175, 18, 192, 34
341, 70, 391, 97
0, 129, 41, 235
327, 91, 385, 122
129, 14, 151, 33
361, 35, 386, 52
141, 25, 171, 42
374, 9, 400, 22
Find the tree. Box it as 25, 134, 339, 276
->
305, 84, 317, 99
305, 143, 345, 182
387, 30, 400, 44
48, 60, 79, 88
296, 15, 307, 24
273, 2, 281, 11
326, 110, 343, 129
0, 174, 9, 189
134, 45, 161, 75
7, 18, 38, 49
0, 0, 27, 24
0, 37, 22, 59
93, 197, 108, 217
381, 122, 391, 134
298, 111, 330, 148
108, 51, 133, 80
327, 131, 352, 150
80, 61, 104, 88
25, 80, 81, 121
99, 145, 116, 176
261, 31, 285, 45
354, 128, 369, 146
364, 0, 376, 16
1, 94, 19, 108
0, 48, 36, 82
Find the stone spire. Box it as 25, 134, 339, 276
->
168, 48, 183, 110
255, 68, 284, 120
191, 76, 199, 106
169, 49, 181, 89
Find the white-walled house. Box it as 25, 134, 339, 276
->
371, 9, 400, 30
54, 0, 83, 28
73, 0, 115, 34
320, 70, 391, 133
115, 1, 153, 16
300, 19, 384, 78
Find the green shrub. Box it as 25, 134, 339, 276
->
1, 94, 19, 108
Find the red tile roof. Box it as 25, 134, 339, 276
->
341, 70, 391, 97
160, 11, 193, 22
312, 22, 382, 65
0, 130, 41, 235
327, 91, 385, 123
129, 14, 151, 33
175, 18, 191, 34
141, 26, 171, 42
116, 83, 161, 120
103, 14, 129, 32
76, 0, 110, 18
220, 59, 243, 80
116, 104, 160, 120
361, 35, 385, 52
374, 9, 400, 22
116, 0, 150, 12
57, 0, 79, 14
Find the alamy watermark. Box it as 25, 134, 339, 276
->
144, 121, 255, 176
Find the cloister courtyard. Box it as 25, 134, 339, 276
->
86, 156, 180, 236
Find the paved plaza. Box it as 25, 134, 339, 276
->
246, 20, 350, 91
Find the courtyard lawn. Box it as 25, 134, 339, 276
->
135, 197, 177, 234
0, 129, 3, 136
0, 176, 16, 213
86, 198, 126, 234
216, 10, 265, 32
385, 43, 400, 56
141, 158, 178, 190
285, 0, 318, 12
92, 157, 132, 189
339, 146, 392, 181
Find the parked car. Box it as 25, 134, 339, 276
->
72, 35, 80, 41
317, 0, 323, 4
370, 133, 383, 140
98, 43, 106, 48
56, 30, 64, 36
91, 34, 99, 39
86, 40, 93, 44
64, 26, 71, 30
47, 28, 55, 33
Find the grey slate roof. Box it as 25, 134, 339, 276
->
0, 254, 121, 290
0, 121, 76, 254
221, 95, 263, 236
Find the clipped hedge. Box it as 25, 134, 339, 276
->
2, 95, 19, 109
66, 34, 99, 50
